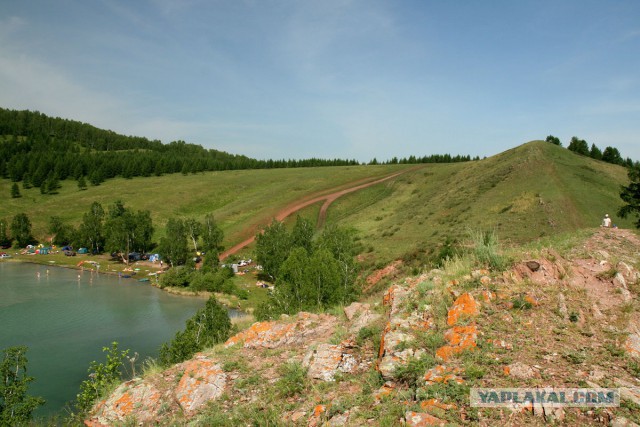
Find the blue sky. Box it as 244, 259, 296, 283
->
1, 1, 639, 162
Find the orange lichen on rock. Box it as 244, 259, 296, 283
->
86, 379, 164, 426
224, 320, 277, 348
446, 293, 479, 326
524, 294, 540, 307
374, 382, 396, 401
377, 321, 392, 359
405, 411, 447, 426
224, 312, 336, 349
436, 325, 478, 361
113, 392, 134, 416
383, 284, 400, 307
625, 331, 640, 358
423, 365, 464, 385
481, 290, 495, 303
314, 404, 328, 417
175, 354, 226, 415
307, 404, 331, 427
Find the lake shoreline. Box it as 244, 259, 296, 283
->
1, 256, 249, 313
0, 262, 212, 417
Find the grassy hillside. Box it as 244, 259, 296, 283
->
0, 164, 409, 247
326, 141, 634, 266
1, 141, 634, 271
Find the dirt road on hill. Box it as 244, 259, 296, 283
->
219, 167, 420, 260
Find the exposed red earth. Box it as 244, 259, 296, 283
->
219, 167, 421, 260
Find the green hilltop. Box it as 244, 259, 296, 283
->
331, 140, 634, 268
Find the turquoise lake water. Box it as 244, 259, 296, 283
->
0, 261, 209, 417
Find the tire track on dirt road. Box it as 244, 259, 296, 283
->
219, 167, 422, 260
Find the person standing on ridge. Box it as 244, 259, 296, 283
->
602, 214, 612, 228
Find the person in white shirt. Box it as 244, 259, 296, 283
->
602, 214, 612, 228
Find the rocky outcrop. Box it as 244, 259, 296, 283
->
224, 312, 338, 349
175, 356, 226, 416
303, 341, 359, 381
86, 353, 225, 425
87, 228, 640, 426
377, 279, 434, 380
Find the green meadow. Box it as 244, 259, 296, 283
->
0, 164, 408, 248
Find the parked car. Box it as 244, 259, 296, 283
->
128, 252, 142, 262
0, 253, 11, 259
64, 250, 76, 257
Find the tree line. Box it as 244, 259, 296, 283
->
545, 135, 638, 168
369, 153, 479, 165
1, 108, 474, 192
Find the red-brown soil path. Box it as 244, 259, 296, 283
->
219, 167, 420, 260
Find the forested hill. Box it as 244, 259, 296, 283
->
0, 108, 362, 187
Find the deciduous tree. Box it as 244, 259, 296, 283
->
78, 202, 105, 254
201, 214, 224, 269
316, 224, 360, 302
184, 218, 202, 253
49, 216, 74, 246
75, 342, 128, 413
0, 346, 45, 424
159, 297, 231, 366
10, 213, 33, 247
104, 201, 137, 264
290, 216, 314, 254
158, 218, 188, 267
256, 219, 292, 281
0, 219, 11, 247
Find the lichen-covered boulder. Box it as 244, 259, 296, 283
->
405, 411, 447, 426
174, 354, 226, 416
446, 292, 479, 326
435, 325, 478, 361
87, 378, 168, 425
303, 342, 358, 382
224, 312, 337, 349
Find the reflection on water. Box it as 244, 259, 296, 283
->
0, 262, 211, 416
